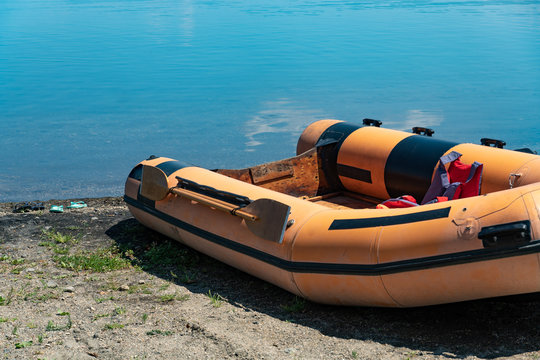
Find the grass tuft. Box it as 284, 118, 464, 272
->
280, 296, 307, 313
103, 323, 124, 330
54, 247, 131, 272
14, 341, 32, 349
45, 315, 72, 331
207, 290, 225, 308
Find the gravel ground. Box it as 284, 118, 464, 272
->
1, 197, 539, 360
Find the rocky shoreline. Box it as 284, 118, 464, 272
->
1, 197, 539, 359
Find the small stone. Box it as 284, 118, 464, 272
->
119, 284, 130, 291
91, 217, 98, 221
64, 286, 75, 293
46, 280, 58, 288
26, 268, 35, 273
138, 280, 145, 284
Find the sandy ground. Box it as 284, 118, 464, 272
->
1, 197, 539, 360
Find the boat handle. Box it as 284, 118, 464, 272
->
480, 138, 506, 148
478, 220, 531, 248
362, 118, 382, 127
412, 127, 434, 137
170, 187, 258, 222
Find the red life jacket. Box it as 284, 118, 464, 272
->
421, 151, 483, 205
377, 195, 448, 209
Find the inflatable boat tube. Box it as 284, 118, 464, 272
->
124, 120, 540, 307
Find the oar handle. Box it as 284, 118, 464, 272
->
170, 187, 258, 221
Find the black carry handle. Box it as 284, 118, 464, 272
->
362, 118, 382, 127
481, 138, 506, 148
478, 220, 531, 248
412, 127, 434, 137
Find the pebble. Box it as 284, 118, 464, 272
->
64, 286, 75, 293
26, 267, 35, 273
47, 280, 58, 288
119, 284, 130, 291
91, 217, 98, 221
138, 280, 146, 284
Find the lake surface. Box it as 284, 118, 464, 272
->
1, 0, 539, 202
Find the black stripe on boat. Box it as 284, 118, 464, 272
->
384, 135, 458, 201
156, 160, 190, 177
315, 122, 361, 191
329, 207, 450, 230
124, 195, 540, 275
336, 163, 372, 183
128, 164, 143, 181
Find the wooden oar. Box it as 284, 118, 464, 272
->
140, 165, 291, 243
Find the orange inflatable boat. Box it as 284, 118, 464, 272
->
124, 119, 540, 307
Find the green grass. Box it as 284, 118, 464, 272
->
103, 323, 124, 330
180, 271, 197, 284
65, 225, 83, 230
141, 241, 199, 271
42, 229, 77, 244
142, 313, 148, 323
45, 315, 72, 332
404, 351, 418, 360
92, 313, 110, 321
40, 229, 81, 256
159, 293, 176, 302
207, 290, 225, 308
54, 247, 131, 272
112, 306, 126, 316
95, 296, 114, 303
280, 296, 307, 313
14, 341, 32, 349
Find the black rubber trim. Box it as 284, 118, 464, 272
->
156, 160, 190, 177
136, 191, 155, 209
315, 122, 361, 191
384, 135, 458, 200
123, 196, 540, 275
329, 207, 451, 230
336, 164, 372, 184
128, 164, 143, 181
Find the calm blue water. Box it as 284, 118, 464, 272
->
1, 0, 539, 202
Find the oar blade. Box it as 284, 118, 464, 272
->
140, 165, 170, 201
244, 198, 291, 243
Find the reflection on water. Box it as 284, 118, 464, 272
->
1, 0, 539, 201
403, 110, 444, 132
244, 98, 327, 151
